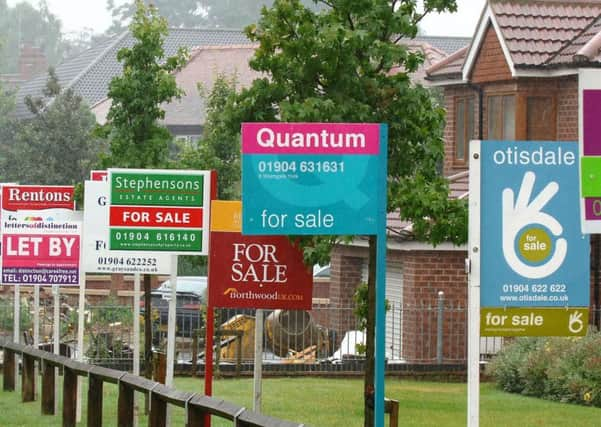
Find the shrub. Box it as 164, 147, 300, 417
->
487, 331, 601, 407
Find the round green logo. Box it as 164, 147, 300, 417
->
518, 228, 552, 263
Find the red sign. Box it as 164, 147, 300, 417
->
1, 185, 74, 211
109, 206, 203, 228
209, 235, 312, 310
90, 170, 108, 181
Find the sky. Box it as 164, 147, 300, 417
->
7, 0, 486, 38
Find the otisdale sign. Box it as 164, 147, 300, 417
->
477, 140, 589, 336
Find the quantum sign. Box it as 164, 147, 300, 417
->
108, 169, 212, 254
209, 201, 312, 310
478, 140, 589, 336
241, 123, 387, 235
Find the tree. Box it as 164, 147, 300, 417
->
176, 74, 241, 200
105, 0, 325, 33
98, 0, 188, 383
99, 0, 188, 169
0, 0, 68, 74
0, 69, 102, 185
218, 1, 465, 425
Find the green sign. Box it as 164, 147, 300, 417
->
107, 169, 212, 255
109, 228, 202, 252
110, 171, 204, 206
481, 307, 588, 337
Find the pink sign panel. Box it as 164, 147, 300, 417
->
2, 233, 80, 285
241, 122, 381, 155
583, 90, 601, 156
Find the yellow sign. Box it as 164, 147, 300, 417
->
481, 307, 589, 337
210, 200, 242, 232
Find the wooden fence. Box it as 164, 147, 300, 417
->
0, 341, 303, 427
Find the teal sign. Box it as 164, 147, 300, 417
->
241, 123, 388, 235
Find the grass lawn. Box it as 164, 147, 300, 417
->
0, 377, 600, 426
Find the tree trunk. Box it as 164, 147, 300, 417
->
364, 235, 377, 427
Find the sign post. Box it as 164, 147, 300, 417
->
469, 139, 589, 427
208, 200, 314, 413
241, 122, 388, 426
107, 169, 212, 407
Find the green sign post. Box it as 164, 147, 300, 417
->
108, 169, 212, 255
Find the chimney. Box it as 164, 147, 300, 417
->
18, 44, 48, 81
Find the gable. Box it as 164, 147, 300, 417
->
470, 24, 513, 84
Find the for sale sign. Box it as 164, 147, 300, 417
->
241, 123, 387, 235
108, 169, 212, 255
476, 140, 589, 336
209, 201, 312, 309
1, 185, 80, 286
82, 180, 171, 274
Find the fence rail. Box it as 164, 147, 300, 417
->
1, 341, 303, 427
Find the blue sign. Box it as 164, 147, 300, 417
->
480, 141, 589, 307
241, 123, 388, 235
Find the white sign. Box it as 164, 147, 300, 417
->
82, 181, 170, 274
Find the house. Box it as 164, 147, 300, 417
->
91, 44, 263, 142
12, 31, 468, 139
12, 28, 254, 126
327, 0, 601, 364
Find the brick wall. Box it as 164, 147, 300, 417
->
471, 25, 513, 84
401, 250, 467, 361
556, 76, 579, 141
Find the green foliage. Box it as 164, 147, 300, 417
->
0, 299, 32, 332
99, 0, 188, 169
175, 74, 242, 200
353, 282, 389, 331
1, 69, 103, 185
487, 332, 601, 407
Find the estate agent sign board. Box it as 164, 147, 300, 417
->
209, 200, 312, 310
1, 185, 80, 285
107, 169, 211, 255
475, 140, 589, 336
241, 122, 387, 235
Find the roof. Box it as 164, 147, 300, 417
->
13, 28, 253, 119
412, 36, 471, 55
92, 44, 262, 128
426, 0, 601, 83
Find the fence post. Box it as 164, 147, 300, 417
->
436, 291, 444, 364
87, 374, 103, 427
150, 392, 167, 427
41, 360, 55, 415
117, 382, 134, 427
3, 348, 15, 391
62, 366, 78, 427
21, 353, 35, 402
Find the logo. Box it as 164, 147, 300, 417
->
502, 171, 567, 279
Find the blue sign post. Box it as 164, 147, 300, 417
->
242, 122, 388, 426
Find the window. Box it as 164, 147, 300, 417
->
454, 97, 474, 164
487, 94, 515, 140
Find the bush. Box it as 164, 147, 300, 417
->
487, 331, 601, 407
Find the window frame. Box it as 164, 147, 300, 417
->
453, 96, 475, 166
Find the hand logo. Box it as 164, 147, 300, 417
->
502, 171, 566, 278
